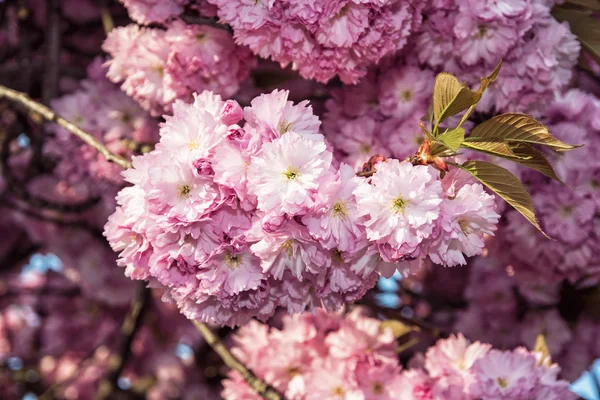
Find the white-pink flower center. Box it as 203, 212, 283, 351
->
177, 184, 192, 198
282, 167, 300, 181
332, 201, 348, 219
391, 196, 407, 214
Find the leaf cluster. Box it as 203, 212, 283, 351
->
420, 62, 581, 237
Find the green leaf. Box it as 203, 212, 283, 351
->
534, 334, 552, 367
509, 143, 564, 183
380, 320, 414, 338
461, 140, 522, 159
418, 120, 437, 144
479, 60, 502, 93
463, 142, 563, 182
456, 60, 502, 128
466, 113, 581, 152
438, 128, 465, 151
457, 160, 549, 237
433, 73, 481, 126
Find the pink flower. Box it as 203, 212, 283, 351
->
247, 131, 333, 216
378, 66, 434, 119
326, 307, 396, 363
119, 0, 187, 25
304, 359, 362, 400
429, 183, 499, 267
303, 163, 367, 253
470, 349, 537, 400
453, 13, 519, 67
314, 2, 370, 48
243, 89, 322, 143
466, 0, 532, 20
157, 93, 228, 160
390, 369, 438, 400
197, 244, 265, 298
354, 160, 443, 262
424, 333, 490, 395
249, 219, 329, 280
356, 361, 403, 400
146, 154, 219, 223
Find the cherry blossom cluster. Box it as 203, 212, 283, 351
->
417, 0, 580, 116
222, 308, 574, 399
103, 21, 254, 116
499, 89, 600, 288
323, 57, 436, 169
47, 58, 159, 198
104, 89, 500, 327
205, 0, 424, 84
118, 0, 218, 25
418, 233, 600, 382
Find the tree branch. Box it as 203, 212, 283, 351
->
95, 282, 151, 400
192, 321, 283, 400
0, 85, 132, 169
180, 11, 232, 33
41, 0, 61, 105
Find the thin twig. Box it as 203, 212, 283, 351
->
42, 0, 61, 105
192, 321, 283, 400
95, 283, 151, 400
0, 85, 132, 169
180, 12, 231, 32
0, 198, 104, 236
1, 127, 101, 213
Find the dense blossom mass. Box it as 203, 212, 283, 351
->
1, 0, 598, 398
48, 58, 159, 198
416, 0, 580, 115
104, 89, 499, 326
222, 308, 575, 399
103, 21, 254, 115
205, 0, 424, 83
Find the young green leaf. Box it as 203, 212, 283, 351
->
433, 73, 481, 127
462, 142, 563, 182
380, 320, 415, 339
465, 113, 581, 152
461, 140, 525, 160
456, 160, 549, 237
418, 120, 437, 143
456, 60, 503, 128
478, 60, 502, 93
438, 128, 465, 151
533, 334, 552, 367
509, 143, 564, 183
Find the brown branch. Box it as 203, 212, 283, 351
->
95, 282, 151, 400
0, 85, 132, 169
41, 0, 61, 105
192, 321, 283, 400
180, 11, 232, 32
0, 198, 103, 236
0, 127, 101, 214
